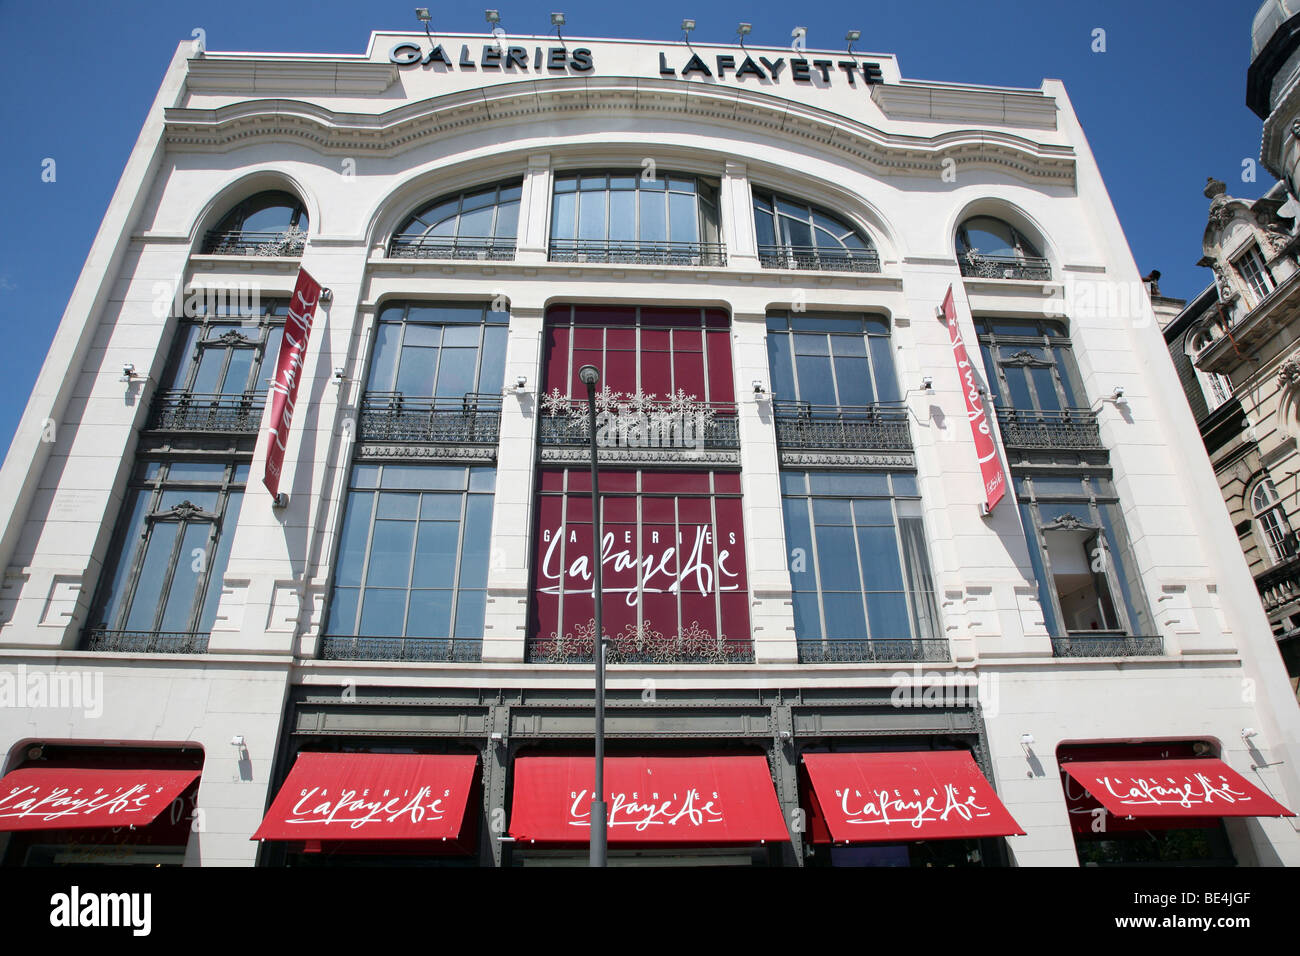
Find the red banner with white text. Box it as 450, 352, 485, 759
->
941, 285, 1006, 514
0, 768, 200, 832
263, 268, 322, 499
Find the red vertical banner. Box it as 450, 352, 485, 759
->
941, 285, 1007, 514
263, 268, 322, 499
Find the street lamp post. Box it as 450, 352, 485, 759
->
578, 363, 607, 867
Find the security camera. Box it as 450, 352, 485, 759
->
921, 376, 934, 393
333, 368, 346, 383
120, 363, 136, 382
515, 375, 528, 391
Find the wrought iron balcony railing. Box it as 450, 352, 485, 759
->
772, 400, 912, 452
1254, 553, 1300, 615
148, 390, 266, 433
358, 391, 502, 444
958, 252, 1051, 281
527, 635, 755, 664
201, 229, 306, 257
320, 636, 483, 662
1050, 633, 1164, 657
85, 629, 209, 654
388, 236, 517, 261
796, 639, 951, 663
548, 239, 728, 267
538, 402, 740, 450
994, 407, 1104, 451
758, 244, 881, 273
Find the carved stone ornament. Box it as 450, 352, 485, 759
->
214, 329, 250, 345
152, 499, 216, 522
1278, 356, 1300, 389
1004, 349, 1052, 368
1213, 263, 1236, 302
1041, 512, 1094, 532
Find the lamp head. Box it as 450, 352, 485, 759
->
415, 7, 431, 22
682, 18, 696, 33
578, 364, 600, 387
551, 12, 566, 26
485, 9, 500, 24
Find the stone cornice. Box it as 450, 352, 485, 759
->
162, 78, 1077, 186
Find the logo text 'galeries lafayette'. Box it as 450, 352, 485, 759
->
0, 783, 169, 823
387, 41, 884, 88
836, 785, 993, 829
1096, 773, 1251, 811
539, 525, 741, 603
285, 786, 452, 830
568, 789, 725, 831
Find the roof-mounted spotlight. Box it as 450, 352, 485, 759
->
846, 29, 861, 54
415, 8, 433, 42
551, 11, 566, 39
737, 22, 752, 47
682, 18, 696, 40
485, 9, 500, 25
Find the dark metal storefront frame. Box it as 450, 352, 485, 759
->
260, 685, 1005, 868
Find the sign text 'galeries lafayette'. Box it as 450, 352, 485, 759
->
388, 41, 884, 88
0, 768, 200, 832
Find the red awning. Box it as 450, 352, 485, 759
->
509, 755, 790, 844
802, 751, 1025, 843
1061, 758, 1295, 820
252, 753, 478, 842
0, 767, 200, 832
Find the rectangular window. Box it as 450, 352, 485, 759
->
779, 471, 941, 658
1235, 245, 1274, 303
161, 298, 288, 396
366, 302, 509, 398
89, 460, 247, 644
765, 312, 898, 406
325, 464, 495, 641
1015, 474, 1153, 640
530, 469, 750, 660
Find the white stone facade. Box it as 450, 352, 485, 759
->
0, 32, 1297, 867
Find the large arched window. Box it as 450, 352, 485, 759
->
752, 190, 880, 273
549, 171, 724, 266
390, 180, 521, 260
202, 190, 308, 256
1252, 478, 1297, 566
955, 215, 1050, 280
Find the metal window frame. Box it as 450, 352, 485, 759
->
325, 463, 493, 640
393, 179, 524, 248
92, 460, 246, 638
551, 170, 717, 249
781, 471, 939, 656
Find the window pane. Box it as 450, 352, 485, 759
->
609, 190, 635, 242
857, 526, 905, 591
795, 354, 836, 405
833, 354, 873, 406
366, 520, 415, 587
551, 191, 576, 240
767, 334, 796, 400
434, 349, 478, 397
815, 525, 861, 589
159, 523, 209, 631
494, 200, 520, 239
167, 462, 227, 482
95, 490, 150, 628
198, 492, 242, 630
869, 336, 900, 403
453, 590, 487, 637
791, 590, 822, 639
395, 346, 437, 397
376, 492, 419, 520
412, 520, 459, 588
325, 586, 360, 635
578, 190, 606, 240
669, 192, 698, 244
866, 592, 911, 640
823, 592, 868, 639
359, 588, 406, 637
406, 590, 453, 638
458, 495, 494, 588
125, 523, 178, 631
367, 323, 402, 392
639, 190, 667, 242
335, 492, 374, 587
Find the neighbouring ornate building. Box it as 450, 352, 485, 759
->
0, 25, 1296, 867
1165, 1, 1300, 695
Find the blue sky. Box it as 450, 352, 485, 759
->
0, 0, 1273, 454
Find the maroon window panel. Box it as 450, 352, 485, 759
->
543, 304, 734, 403
531, 469, 749, 650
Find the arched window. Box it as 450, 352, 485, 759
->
752, 190, 879, 272
549, 171, 723, 266
202, 190, 308, 256
955, 215, 1050, 280
1252, 478, 1296, 565
390, 180, 521, 260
